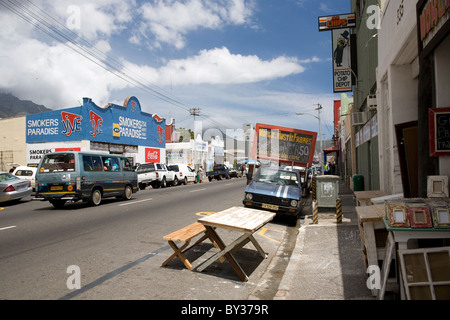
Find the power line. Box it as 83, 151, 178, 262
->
0, 0, 194, 115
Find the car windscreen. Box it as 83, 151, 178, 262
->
0, 173, 19, 182
253, 167, 299, 187
40, 153, 75, 173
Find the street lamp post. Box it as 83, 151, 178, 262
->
296, 104, 324, 170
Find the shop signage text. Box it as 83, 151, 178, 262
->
26, 96, 165, 148
420, 0, 450, 42
318, 13, 356, 31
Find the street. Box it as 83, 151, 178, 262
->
0, 178, 304, 300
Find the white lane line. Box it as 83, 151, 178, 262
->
119, 198, 153, 207
0, 225, 16, 231
190, 188, 206, 193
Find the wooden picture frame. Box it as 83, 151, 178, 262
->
429, 107, 450, 157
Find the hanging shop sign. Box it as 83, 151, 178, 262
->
318, 13, 356, 31
26, 96, 165, 149
318, 13, 356, 93
332, 28, 353, 93
250, 123, 317, 167
418, 0, 450, 50
429, 107, 450, 156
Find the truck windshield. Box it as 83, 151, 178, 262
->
253, 167, 299, 187
40, 153, 75, 173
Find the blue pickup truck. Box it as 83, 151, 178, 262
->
206, 164, 230, 181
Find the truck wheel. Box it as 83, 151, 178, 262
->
89, 188, 102, 206
172, 177, 178, 186
139, 183, 146, 190
160, 177, 167, 188
183, 177, 188, 185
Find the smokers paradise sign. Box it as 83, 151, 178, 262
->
26, 96, 166, 149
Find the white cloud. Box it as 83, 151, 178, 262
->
157, 47, 305, 85
137, 0, 254, 49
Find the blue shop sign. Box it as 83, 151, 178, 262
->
26, 96, 165, 148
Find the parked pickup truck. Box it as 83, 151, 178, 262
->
206, 164, 230, 181
136, 163, 175, 189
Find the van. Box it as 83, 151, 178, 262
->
169, 164, 197, 185
35, 151, 138, 208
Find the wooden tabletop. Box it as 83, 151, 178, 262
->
354, 190, 388, 200
356, 204, 385, 223
198, 206, 276, 233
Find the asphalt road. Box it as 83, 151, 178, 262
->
0, 177, 302, 300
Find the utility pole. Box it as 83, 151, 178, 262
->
296, 103, 324, 171
190, 108, 201, 121
314, 103, 323, 170
190, 108, 201, 170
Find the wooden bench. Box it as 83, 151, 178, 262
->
162, 222, 220, 270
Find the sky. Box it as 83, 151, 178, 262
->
0, 0, 352, 140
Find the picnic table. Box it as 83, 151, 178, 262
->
197, 206, 276, 282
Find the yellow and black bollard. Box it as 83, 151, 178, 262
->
336, 198, 342, 224
312, 200, 319, 224
312, 177, 316, 201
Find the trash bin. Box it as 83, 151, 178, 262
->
315, 175, 340, 208
353, 174, 364, 191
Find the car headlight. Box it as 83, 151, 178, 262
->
245, 193, 253, 200
290, 199, 298, 207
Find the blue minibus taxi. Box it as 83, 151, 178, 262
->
35, 151, 138, 208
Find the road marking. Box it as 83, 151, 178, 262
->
118, 198, 153, 207
0, 225, 16, 231
257, 227, 286, 243
190, 188, 206, 193
196, 211, 215, 217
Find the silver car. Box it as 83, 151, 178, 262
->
0, 172, 33, 203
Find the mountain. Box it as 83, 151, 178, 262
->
0, 92, 52, 118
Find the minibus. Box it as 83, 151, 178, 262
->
35, 151, 138, 208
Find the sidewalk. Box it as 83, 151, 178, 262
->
274, 179, 374, 300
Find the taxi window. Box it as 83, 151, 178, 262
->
40, 153, 75, 173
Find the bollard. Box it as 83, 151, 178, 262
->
312, 177, 316, 201
312, 200, 319, 224
336, 198, 342, 224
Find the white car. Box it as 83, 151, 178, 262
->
169, 164, 197, 185
13, 166, 37, 191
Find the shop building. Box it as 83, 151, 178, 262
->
26, 96, 167, 166
350, 0, 381, 191
377, 0, 450, 197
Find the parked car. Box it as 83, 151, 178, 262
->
243, 166, 302, 225
136, 163, 175, 189
228, 166, 243, 178
0, 172, 33, 203
13, 166, 37, 191
168, 164, 197, 185
206, 164, 230, 181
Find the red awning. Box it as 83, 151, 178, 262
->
323, 145, 340, 153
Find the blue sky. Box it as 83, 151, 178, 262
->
0, 0, 351, 139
